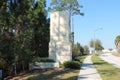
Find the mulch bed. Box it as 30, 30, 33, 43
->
5, 68, 66, 80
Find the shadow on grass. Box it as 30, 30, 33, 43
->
27, 69, 79, 80
93, 61, 107, 65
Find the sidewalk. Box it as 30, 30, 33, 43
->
78, 55, 102, 80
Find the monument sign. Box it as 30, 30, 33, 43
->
49, 11, 72, 63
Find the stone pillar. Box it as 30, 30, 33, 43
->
49, 11, 72, 64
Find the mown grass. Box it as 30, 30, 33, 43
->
92, 56, 120, 80
21, 69, 79, 80
79, 55, 87, 62
74, 55, 87, 63
20, 55, 87, 80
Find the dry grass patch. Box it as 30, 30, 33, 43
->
20, 68, 79, 80
92, 56, 120, 80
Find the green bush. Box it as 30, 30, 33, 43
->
74, 57, 81, 62
32, 57, 54, 62
63, 61, 80, 69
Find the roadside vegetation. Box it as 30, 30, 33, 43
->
89, 39, 104, 51
0, 0, 85, 79
9, 42, 88, 80
92, 56, 120, 80
18, 55, 87, 80
22, 69, 79, 80
0, 0, 50, 78
114, 35, 120, 53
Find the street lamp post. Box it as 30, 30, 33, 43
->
94, 28, 102, 53
71, 17, 74, 44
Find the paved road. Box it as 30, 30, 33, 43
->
78, 55, 102, 80
99, 53, 120, 68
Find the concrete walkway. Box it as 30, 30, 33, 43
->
78, 55, 102, 80
99, 53, 120, 68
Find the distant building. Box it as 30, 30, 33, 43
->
102, 49, 111, 53
111, 49, 117, 53
102, 49, 117, 53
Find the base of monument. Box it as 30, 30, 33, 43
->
49, 41, 72, 64
29, 62, 59, 70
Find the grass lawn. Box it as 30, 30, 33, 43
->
79, 55, 87, 62
92, 56, 120, 80
20, 55, 87, 80
21, 68, 79, 80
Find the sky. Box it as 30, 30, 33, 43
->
46, 0, 120, 49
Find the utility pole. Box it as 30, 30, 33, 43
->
71, 17, 74, 44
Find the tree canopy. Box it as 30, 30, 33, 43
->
89, 39, 104, 51
114, 35, 120, 46
72, 42, 89, 59
50, 0, 84, 15
49, 0, 84, 43
0, 0, 50, 77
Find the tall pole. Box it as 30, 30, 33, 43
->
94, 31, 96, 53
72, 17, 74, 33
72, 17, 74, 44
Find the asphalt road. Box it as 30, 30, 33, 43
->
99, 53, 120, 68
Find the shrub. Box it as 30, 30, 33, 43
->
74, 57, 81, 62
63, 61, 80, 69
32, 57, 54, 62
75, 55, 87, 64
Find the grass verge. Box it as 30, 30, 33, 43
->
79, 55, 87, 62
92, 56, 120, 80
